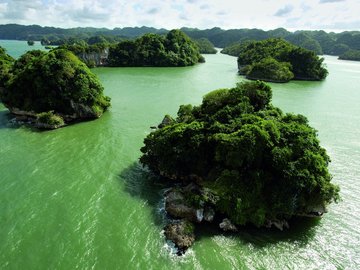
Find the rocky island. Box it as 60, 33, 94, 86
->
59, 30, 205, 67
140, 81, 339, 254
0, 47, 110, 129
224, 39, 328, 83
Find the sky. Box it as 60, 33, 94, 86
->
0, 0, 359, 31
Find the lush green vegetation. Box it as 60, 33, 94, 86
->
0, 46, 14, 87
246, 57, 294, 82
339, 49, 360, 61
108, 30, 204, 67
0, 49, 110, 126
194, 38, 217, 54
236, 39, 328, 82
36, 111, 65, 127
140, 81, 339, 227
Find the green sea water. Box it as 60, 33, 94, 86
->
1, 40, 359, 269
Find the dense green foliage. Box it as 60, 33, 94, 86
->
194, 38, 217, 54
339, 49, 360, 61
246, 57, 294, 82
140, 81, 339, 227
108, 30, 203, 67
237, 39, 328, 81
0, 46, 14, 87
36, 111, 65, 126
0, 49, 110, 121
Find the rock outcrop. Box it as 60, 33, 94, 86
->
77, 49, 109, 67
164, 219, 195, 255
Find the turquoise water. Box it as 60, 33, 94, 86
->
0, 40, 359, 269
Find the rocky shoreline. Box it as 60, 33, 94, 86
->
161, 182, 325, 255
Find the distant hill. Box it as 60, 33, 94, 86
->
1, 24, 359, 56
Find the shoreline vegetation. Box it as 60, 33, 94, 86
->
140, 81, 339, 254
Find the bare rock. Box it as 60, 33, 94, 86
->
265, 219, 289, 231
164, 219, 195, 255
219, 218, 238, 232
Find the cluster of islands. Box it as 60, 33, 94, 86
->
0, 25, 341, 254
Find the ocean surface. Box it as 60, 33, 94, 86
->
1, 40, 359, 269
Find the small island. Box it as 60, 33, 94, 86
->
223, 39, 328, 83
140, 81, 339, 254
0, 47, 110, 129
107, 29, 204, 67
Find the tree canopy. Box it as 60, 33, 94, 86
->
0, 49, 110, 127
140, 81, 339, 227
236, 39, 328, 82
107, 30, 204, 67
0, 46, 15, 87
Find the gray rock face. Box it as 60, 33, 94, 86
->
165, 189, 203, 223
77, 49, 109, 66
164, 219, 195, 254
219, 218, 238, 232
265, 219, 289, 231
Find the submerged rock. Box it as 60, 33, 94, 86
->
164, 219, 195, 255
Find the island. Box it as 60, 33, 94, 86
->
232, 39, 328, 83
55, 30, 205, 67
339, 49, 360, 61
140, 81, 339, 254
0, 48, 110, 129
107, 29, 204, 67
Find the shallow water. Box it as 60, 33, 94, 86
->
1, 40, 359, 269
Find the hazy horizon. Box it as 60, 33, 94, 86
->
0, 0, 359, 32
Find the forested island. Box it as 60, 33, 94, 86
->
56, 30, 205, 67
0, 47, 110, 129
234, 39, 328, 82
140, 81, 340, 254
107, 30, 204, 66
